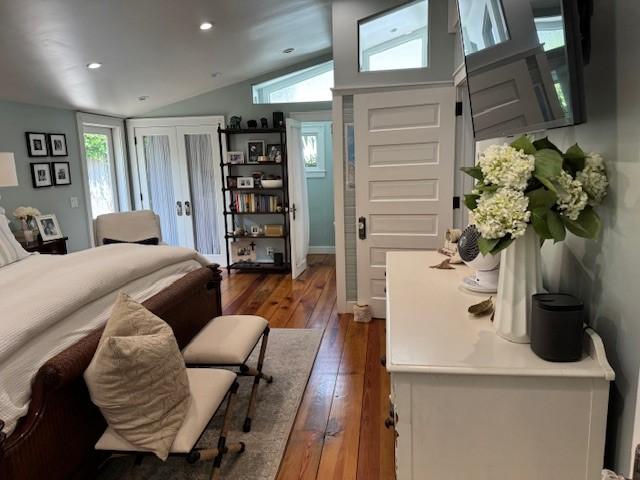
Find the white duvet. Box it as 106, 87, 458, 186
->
0, 244, 209, 435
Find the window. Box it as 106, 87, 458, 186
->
302, 124, 327, 178
252, 61, 334, 104
359, 0, 429, 72
459, 0, 509, 55
83, 126, 118, 218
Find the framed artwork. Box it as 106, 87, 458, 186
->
267, 144, 283, 163
26, 132, 48, 157
30, 162, 53, 188
226, 176, 239, 189
52, 162, 71, 185
35, 214, 63, 241
227, 151, 245, 164
48, 134, 68, 156
237, 176, 254, 189
247, 140, 265, 164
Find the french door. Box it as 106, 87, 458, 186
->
127, 117, 226, 264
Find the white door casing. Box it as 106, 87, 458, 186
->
354, 86, 456, 318
286, 118, 310, 279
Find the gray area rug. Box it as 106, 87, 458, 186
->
97, 328, 322, 480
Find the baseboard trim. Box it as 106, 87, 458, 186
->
308, 246, 335, 254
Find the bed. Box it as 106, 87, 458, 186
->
0, 244, 223, 480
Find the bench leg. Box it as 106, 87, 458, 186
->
243, 327, 272, 432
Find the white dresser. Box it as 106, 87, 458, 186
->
386, 251, 614, 480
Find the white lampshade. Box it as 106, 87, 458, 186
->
0, 153, 18, 187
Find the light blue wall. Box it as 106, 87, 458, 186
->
305, 122, 334, 248
0, 100, 90, 252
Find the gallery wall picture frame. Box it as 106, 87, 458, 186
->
52, 162, 71, 186
26, 132, 49, 157
30, 162, 53, 188
247, 140, 265, 164
266, 144, 283, 163
35, 213, 64, 241
48, 133, 68, 157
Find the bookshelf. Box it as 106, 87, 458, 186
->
217, 125, 291, 274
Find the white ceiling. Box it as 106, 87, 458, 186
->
0, 0, 332, 117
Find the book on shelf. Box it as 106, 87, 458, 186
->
232, 192, 281, 213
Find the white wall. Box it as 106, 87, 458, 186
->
539, 1, 639, 474
332, 0, 454, 90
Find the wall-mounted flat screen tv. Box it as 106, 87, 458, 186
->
458, 0, 588, 141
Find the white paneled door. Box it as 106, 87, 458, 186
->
354, 86, 456, 318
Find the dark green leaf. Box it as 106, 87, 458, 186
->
526, 188, 557, 209
478, 237, 500, 256
563, 144, 587, 174
460, 166, 484, 181
475, 183, 499, 193
532, 137, 561, 153
491, 236, 515, 255
530, 208, 552, 240
510, 135, 536, 155
534, 149, 563, 180
565, 143, 586, 160
546, 211, 566, 242
534, 174, 559, 193
563, 206, 602, 239
464, 194, 480, 211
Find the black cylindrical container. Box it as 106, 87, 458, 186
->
273, 252, 284, 266
531, 293, 584, 362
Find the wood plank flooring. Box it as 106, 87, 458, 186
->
220, 255, 395, 480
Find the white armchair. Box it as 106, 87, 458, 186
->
94, 210, 162, 246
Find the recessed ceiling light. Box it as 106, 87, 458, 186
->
283, 47, 295, 54
138, 95, 149, 101
86, 62, 102, 69
200, 22, 213, 30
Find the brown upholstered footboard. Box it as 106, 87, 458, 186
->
0, 264, 222, 480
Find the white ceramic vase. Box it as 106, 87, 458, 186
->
494, 226, 543, 343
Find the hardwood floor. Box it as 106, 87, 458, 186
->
220, 255, 395, 480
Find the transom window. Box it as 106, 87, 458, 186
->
359, 0, 429, 72
252, 61, 334, 104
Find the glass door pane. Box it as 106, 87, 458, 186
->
83, 127, 118, 218
184, 133, 219, 255
141, 133, 181, 246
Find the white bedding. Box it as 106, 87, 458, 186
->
0, 244, 209, 435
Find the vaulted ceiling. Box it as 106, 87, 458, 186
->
0, 0, 332, 116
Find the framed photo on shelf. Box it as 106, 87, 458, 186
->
227, 151, 245, 164
48, 133, 68, 156
231, 239, 256, 263
249, 225, 262, 236
237, 176, 254, 189
227, 176, 239, 189
26, 132, 48, 157
52, 162, 71, 185
267, 144, 283, 163
247, 140, 265, 164
31, 162, 53, 188
35, 214, 63, 241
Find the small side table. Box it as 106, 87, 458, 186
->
20, 236, 68, 255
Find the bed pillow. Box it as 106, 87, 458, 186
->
102, 237, 159, 246
84, 292, 191, 460
0, 214, 29, 267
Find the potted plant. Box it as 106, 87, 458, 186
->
462, 135, 608, 342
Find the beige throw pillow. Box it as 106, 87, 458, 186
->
84, 292, 191, 460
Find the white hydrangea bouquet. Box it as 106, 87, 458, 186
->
462, 135, 608, 256
13, 206, 41, 223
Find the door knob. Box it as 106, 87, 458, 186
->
176, 201, 183, 216
184, 200, 192, 216
358, 216, 366, 240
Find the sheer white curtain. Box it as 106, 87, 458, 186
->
185, 134, 220, 254
143, 135, 180, 245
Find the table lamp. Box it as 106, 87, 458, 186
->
0, 152, 19, 215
